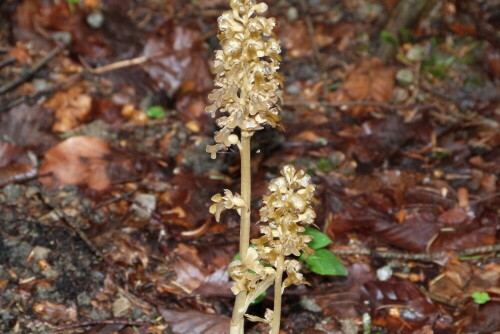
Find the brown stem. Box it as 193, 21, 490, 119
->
230, 132, 252, 334
271, 254, 284, 334
239, 133, 251, 258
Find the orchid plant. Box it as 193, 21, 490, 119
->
206, 1, 345, 333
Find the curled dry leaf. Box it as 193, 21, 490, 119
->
45, 85, 92, 132
39, 136, 111, 191
33, 301, 77, 324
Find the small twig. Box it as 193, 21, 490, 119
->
51, 319, 148, 332
0, 46, 62, 96
284, 100, 399, 110
0, 170, 38, 188
0, 72, 82, 113
0, 56, 16, 70
92, 190, 136, 210
38, 190, 104, 259
299, 0, 321, 67
79, 52, 163, 74
332, 243, 500, 261
180, 218, 212, 238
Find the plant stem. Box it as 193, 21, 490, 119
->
271, 254, 284, 334
239, 133, 251, 258
230, 132, 252, 334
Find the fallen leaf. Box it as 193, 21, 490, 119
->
33, 301, 77, 324
194, 266, 233, 298
39, 136, 111, 190
98, 232, 149, 268
171, 243, 207, 293
279, 20, 312, 58
330, 58, 395, 117
45, 85, 92, 132
142, 23, 212, 97
160, 309, 230, 334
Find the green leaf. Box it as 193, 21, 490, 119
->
303, 249, 347, 276
471, 291, 491, 305
250, 291, 266, 305
302, 227, 332, 249
146, 105, 166, 119
316, 157, 334, 173
380, 30, 399, 46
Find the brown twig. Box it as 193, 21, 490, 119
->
79, 52, 164, 74
38, 190, 104, 259
0, 72, 82, 113
51, 319, 148, 332
299, 0, 321, 67
180, 218, 212, 238
332, 243, 500, 261
0, 170, 39, 188
284, 100, 399, 110
0, 56, 16, 70
0, 46, 62, 96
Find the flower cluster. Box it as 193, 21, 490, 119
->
228, 165, 316, 299
254, 165, 316, 288
209, 189, 245, 222
206, 0, 283, 159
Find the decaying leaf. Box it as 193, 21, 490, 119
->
39, 136, 112, 190
33, 301, 77, 324
330, 58, 395, 117
160, 309, 230, 334
45, 84, 92, 132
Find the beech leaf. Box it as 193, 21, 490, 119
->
302, 249, 347, 276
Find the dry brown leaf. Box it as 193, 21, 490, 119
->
330, 58, 395, 117
33, 301, 77, 324
279, 20, 312, 58
45, 85, 92, 132
430, 262, 500, 305
160, 309, 230, 334
171, 243, 207, 293
39, 136, 111, 190
98, 232, 149, 268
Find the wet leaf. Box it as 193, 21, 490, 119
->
142, 23, 212, 97
171, 243, 207, 293
194, 266, 232, 298
160, 309, 230, 334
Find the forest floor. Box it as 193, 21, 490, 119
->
0, 0, 499, 333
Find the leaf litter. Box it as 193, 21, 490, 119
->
0, 0, 499, 333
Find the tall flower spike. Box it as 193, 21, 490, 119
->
206, 0, 283, 159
